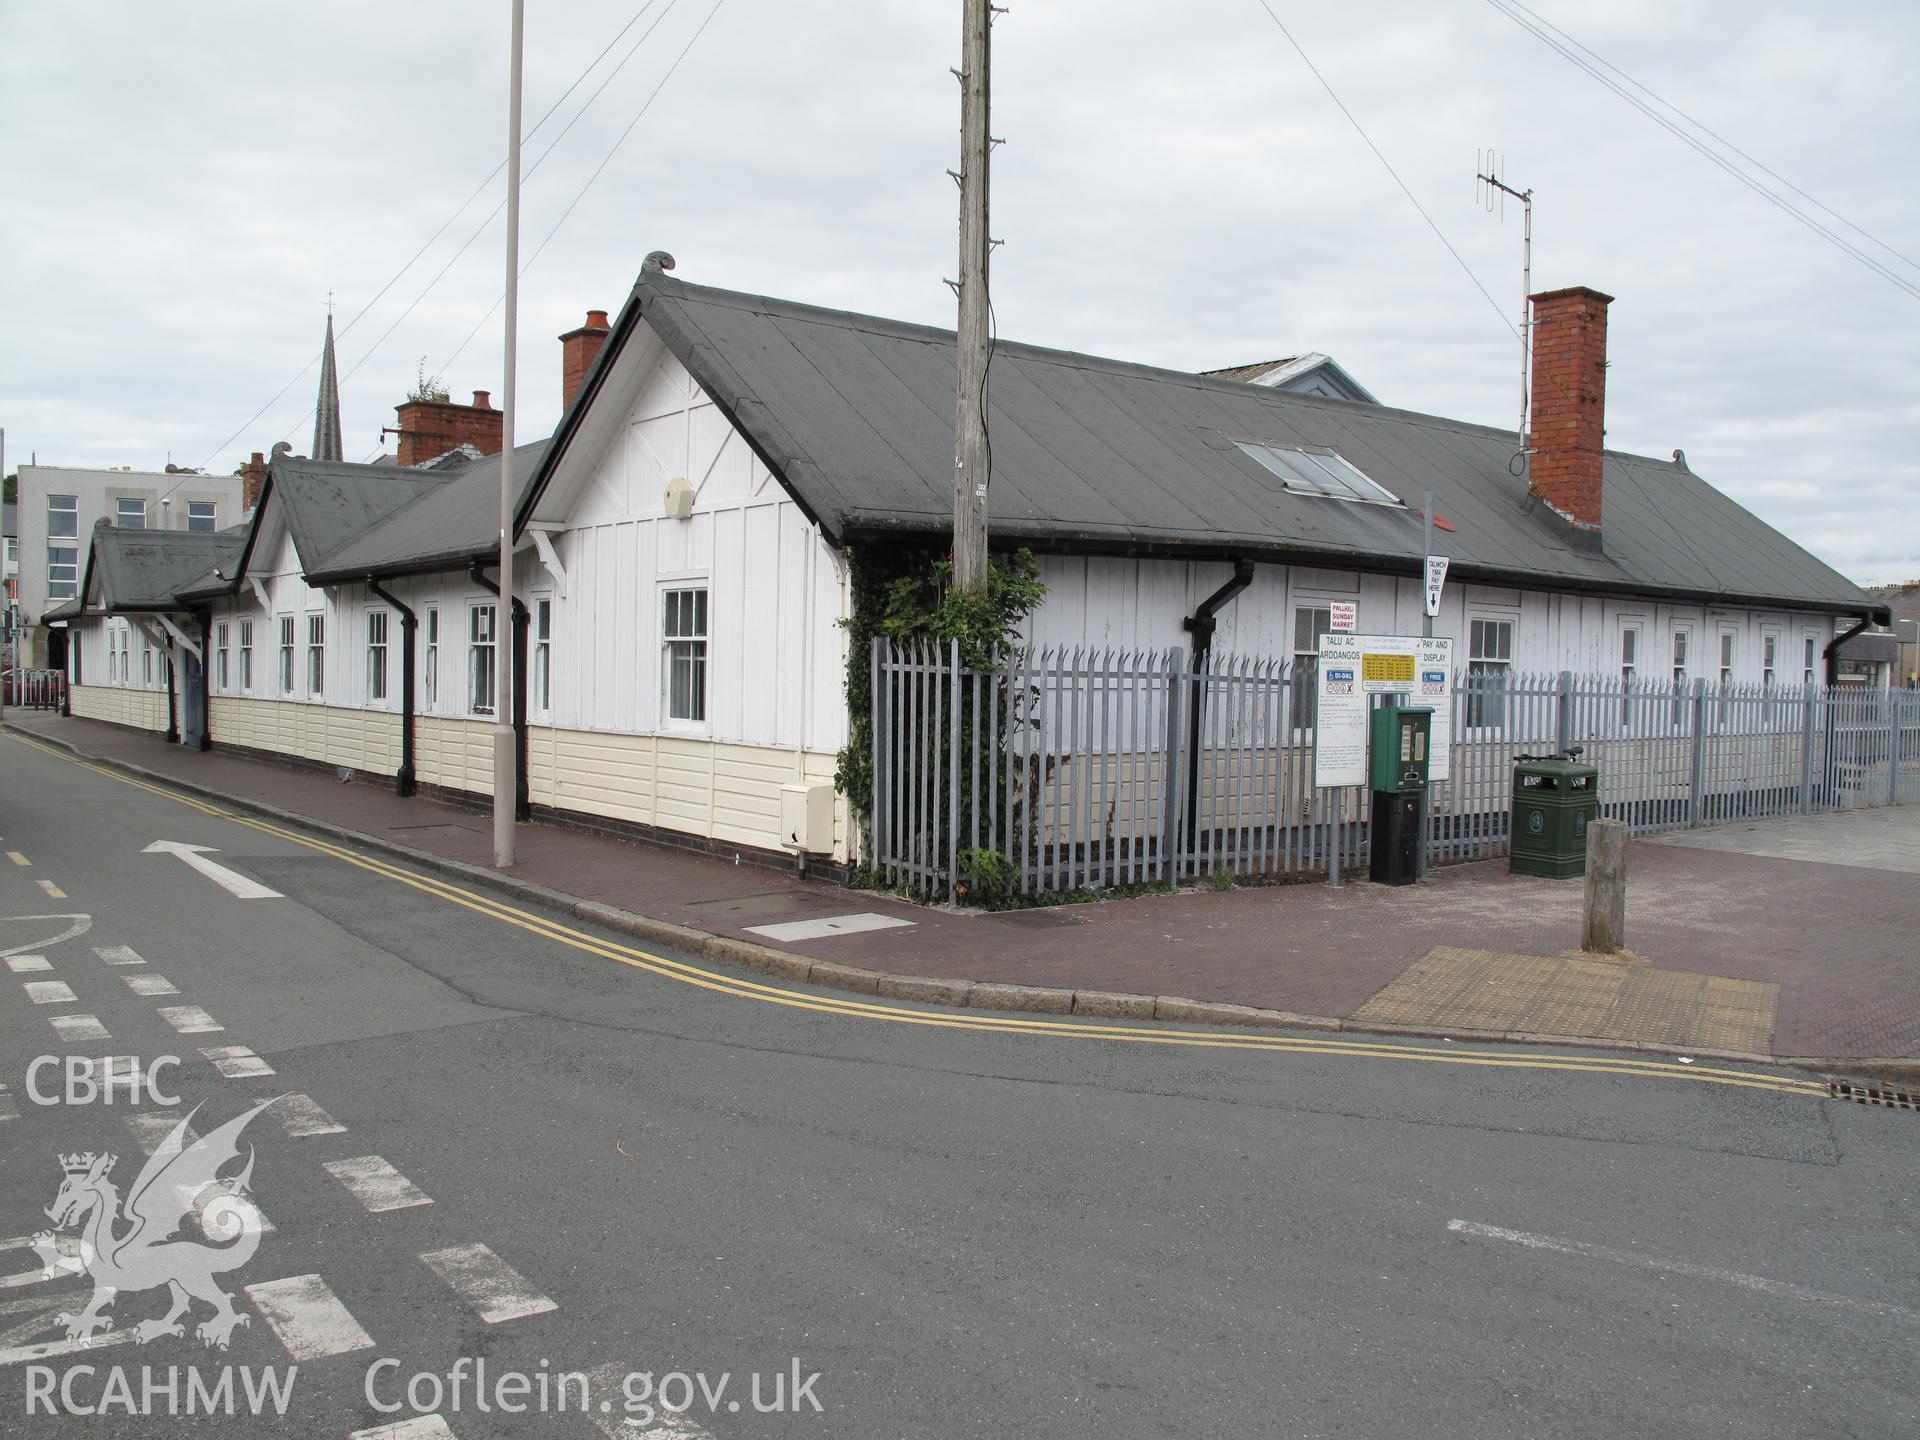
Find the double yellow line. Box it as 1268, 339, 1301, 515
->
5, 731, 1830, 1099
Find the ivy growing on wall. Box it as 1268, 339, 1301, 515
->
835, 543, 1046, 865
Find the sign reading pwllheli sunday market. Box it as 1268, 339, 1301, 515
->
1313, 634, 1454, 788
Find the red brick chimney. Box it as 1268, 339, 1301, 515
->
1527, 286, 1613, 532
239, 451, 268, 512
559, 309, 611, 412
395, 389, 505, 468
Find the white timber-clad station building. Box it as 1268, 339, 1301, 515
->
52, 252, 1892, 874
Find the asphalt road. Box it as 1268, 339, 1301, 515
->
1, 732, 1915, 1439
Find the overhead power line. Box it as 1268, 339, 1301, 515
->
1484, 0, 1920, 303
1251, 1, 1520, 340
436, 0, 730, 377
197, 0, 671, 473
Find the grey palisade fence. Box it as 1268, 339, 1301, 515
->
869, 638, 1920, 901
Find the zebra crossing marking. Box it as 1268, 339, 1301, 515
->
92, 945, 144, 965
5, 955, 52, 973
243, 1274, 375, 1360
49, 1013, 108, 1042
158, 1004, 223, 1034
419, 1244, 557, 1325
124, 973, 181, 997
23, 980, 75, 1005
351, 1418, 459, 1440
324, 1156, 433, 1213
267, 1092, 345, 1137
200, 1044, 275, 1078
583, 1363, 721, 1438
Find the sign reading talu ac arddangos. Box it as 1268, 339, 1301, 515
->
1313, 633, 1454, 788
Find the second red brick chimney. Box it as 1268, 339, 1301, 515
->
559, 309, 611, 413
239, 451, 268, 512
1527, 285, 1613, 532
395, 390, 505, 468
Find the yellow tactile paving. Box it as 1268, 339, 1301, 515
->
1353, 947, 1779, 1054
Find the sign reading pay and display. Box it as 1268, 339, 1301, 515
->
1313, 633, 1454, 788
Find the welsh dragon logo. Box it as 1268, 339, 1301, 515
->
34, 1101, 270, 1350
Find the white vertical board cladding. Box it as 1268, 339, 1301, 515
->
1024, 553, 1838, 681
549, 348, 846, 752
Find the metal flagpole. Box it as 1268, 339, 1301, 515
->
493, 0, 524, 869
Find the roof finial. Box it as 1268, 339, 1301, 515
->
312, 309, 344, 462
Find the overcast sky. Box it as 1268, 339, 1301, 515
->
4, 0, 1916, 582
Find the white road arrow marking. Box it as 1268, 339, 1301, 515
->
141, 842, 283, 900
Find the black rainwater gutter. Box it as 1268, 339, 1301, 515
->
367, 577, 417, 797
469, 560, 530, 821
1180, 559, 1256, 847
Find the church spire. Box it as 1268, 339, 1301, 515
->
311, 305, 344, 462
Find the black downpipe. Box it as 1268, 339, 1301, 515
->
1180, 559, 1257, 847
1825, 614, 1873, 687
194, 609, 212, 752
163, 630, 179, 744
367, 577, 417, 797
469, 561, 531, 821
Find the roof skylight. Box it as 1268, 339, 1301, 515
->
1235, 442, 1402, 507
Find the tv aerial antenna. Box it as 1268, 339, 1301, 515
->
1476, 152, 1534, 469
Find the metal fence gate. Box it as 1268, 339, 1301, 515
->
869, 638, 1920, 900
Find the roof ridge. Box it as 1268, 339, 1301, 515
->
640, 270, 1691, 471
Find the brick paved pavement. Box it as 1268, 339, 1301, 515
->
8, 711, 1916, 1060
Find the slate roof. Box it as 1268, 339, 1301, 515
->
306, 439, 549, 582
79, 519, 249, 612
262, 458, 453, 576
556, 259, 1879, 619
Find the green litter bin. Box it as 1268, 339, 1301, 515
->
1510, 751, 1600, 879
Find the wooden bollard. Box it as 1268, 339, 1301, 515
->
1581, 818, 1628, 954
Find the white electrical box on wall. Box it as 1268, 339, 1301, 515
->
780, 783, 835, 854
663, 475, 695, 519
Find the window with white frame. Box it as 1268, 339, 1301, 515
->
4, 535, 17, 574
47, 493, 79, 598
47, 494, 77, 540
469, 604, 497, 715
215, 622, 230, 690
662, 587, 708, 723
186, 501, 217, 533
115, 497, 147, 529
238, 619, 253, 691
1467, 616, 1514, 728
278, 616, 295, 694
1803, 635, 1817, 688
1762, 632, 1778, 689
142, 639, 153, 687
1290, 605, 1333, 732
1671, 629, 1691, 725
1716, 631, 1736, 726
1620, 626, 1640, 726
367, 611, 389, 703
533, 598, 552, 716
424, 607, 439, 709
306, 614, 326, 697
47, 544, 77, 599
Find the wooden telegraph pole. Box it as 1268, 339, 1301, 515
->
951, 0, 993, 594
